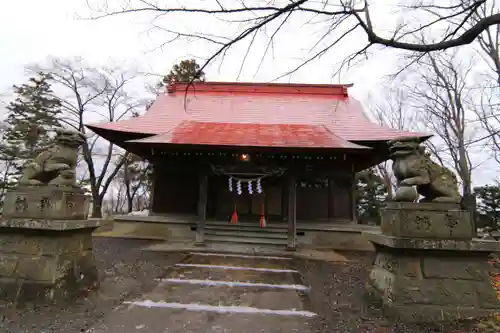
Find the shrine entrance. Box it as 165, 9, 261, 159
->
210, 176, 285, 223
208, 164, 287, 225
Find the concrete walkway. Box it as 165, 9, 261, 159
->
86, 252, 317, 333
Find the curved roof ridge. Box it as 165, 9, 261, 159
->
167, 81, 352, 96
85, 83, 430, 146
329, 97, 431, 141
319, 124, 371, 150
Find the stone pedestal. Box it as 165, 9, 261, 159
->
0, 186, 101, 303
3, 186, 90, 220
364, 202, 500, 323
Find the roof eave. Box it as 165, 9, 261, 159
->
86, 123, 156, 136
352, 133, 433, 145
123, 140, 373, 152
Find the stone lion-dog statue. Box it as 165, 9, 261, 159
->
388, 136, 460, 203
19, 129, 86, 187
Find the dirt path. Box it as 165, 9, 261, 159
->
86, 252, 316, 333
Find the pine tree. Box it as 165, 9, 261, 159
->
474, 184, 500, 229
154, 59, 206, 95
0, 72, 63, 182
355, 167, 388, 225
163, 59, 206, 85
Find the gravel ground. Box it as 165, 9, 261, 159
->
0, 238, 185, 333
296, 251, 484, 333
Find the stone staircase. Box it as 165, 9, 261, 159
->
203, 221, 288, 247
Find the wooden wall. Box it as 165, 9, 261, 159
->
328, 176, 354, 220
151, 162, 355, 222
151, 164, 199, 215
147, 146, 364, 222
296, 186, 329, 220
296, 175, 354, 221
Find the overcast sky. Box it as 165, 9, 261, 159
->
0, 0, 497, 186
0, 0, 398, 94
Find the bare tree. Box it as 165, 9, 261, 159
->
469, 1, 500, 165
369, 84, 420, 199
87, 0, 500, 78
472, 0, 500, 84
112, 182, 127, 214
31, 58, 145, 217
101, 184, 126, 216
475, 86, 500, 165
406, 49, 481, 196
106, 155, 151, 214
117, 153, 151, 213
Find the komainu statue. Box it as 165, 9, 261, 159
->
19, 129, 86, 187
389, 136, 461, 203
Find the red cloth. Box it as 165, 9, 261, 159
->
259, 215, 266, 228
231, 210, 238, 224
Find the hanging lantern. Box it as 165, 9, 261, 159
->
228, 177, 233, 192
240, 153, 250, 162
248, 180, 253, 194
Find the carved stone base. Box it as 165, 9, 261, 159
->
0, 218, 101, 303
364, 231, 500, 323
380, 202, 474, 239
3, 186, 90, 220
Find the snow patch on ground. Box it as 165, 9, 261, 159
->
127, 210, 150, 216
189, 252, 291, 260
175, 263, 297, 273
124, 300, 317, 317
158, 278, 309, 291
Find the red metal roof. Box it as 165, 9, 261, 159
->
128, 121, 370, 149
86, 81, 429, 148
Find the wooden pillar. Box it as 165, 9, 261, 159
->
327, 175, 334, 220
195, 172, 208, 246
281, 180, 288, 222
287, 175, 297, 251
351, 172, 357, 224
149, 162, 157, 215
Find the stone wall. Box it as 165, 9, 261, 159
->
101, 216, 376, 251
364, 201, 500, 323
366, 247, 497, 322
3, 186, 90, 220
297, 228, 375, 251
0, 228, 98, 302
93, 219, 195, 242
380, 202, 474, 239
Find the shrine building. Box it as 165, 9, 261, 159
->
87, 81, 428, 251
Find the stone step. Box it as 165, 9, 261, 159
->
88, 306, 313, 333
204, 229, 287, 240
205, 224, 287, 233
169, 266, 297, 284
206, 221, 287, 230
205, 234, 288, 246
145, 283, 309, 309
186, 255, 293, 268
